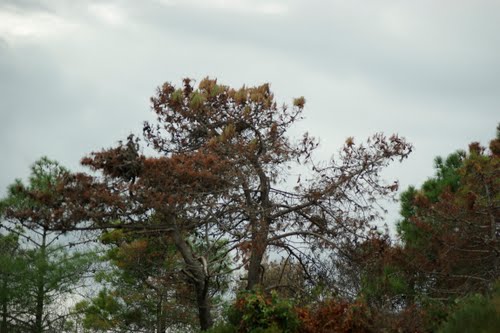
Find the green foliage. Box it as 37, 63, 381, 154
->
80, 229, 204, 331
392, 129, 500, 331
422, 152, 464, 202
76, 289, 124, 331
207, 291, 300, 333
0, 157, 96, 332
397, 151, 465, 246
79, 225, 234, 332
0, 157, 68, 215
205, 322, 238, 333
438, 284, 500, 333
0, 232, 29, 331
361, 264, 409, 304
0, 230, 96, 332
225, 290, 300, 333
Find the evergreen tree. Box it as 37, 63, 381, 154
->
0, 158, 96, 333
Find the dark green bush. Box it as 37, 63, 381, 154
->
208, 290, 299, 333
438, 285, 500, 333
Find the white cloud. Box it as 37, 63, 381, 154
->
0, 8, 79, 43
256, 2, 287, 15
88, 2, 125, 26
155, 0, 289, 15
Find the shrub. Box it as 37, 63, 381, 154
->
438, 287, 500, 333
223, 290, 299, 333
297, 298, 373, 333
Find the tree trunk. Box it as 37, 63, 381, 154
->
167, 215, 213, 331
34, 289, 44, 333
34, 231, 47, 333
483, 183, 497, 241
156, 296, 165, 333
195, 278, 212, 331
1, 297, 7, 333
246, 224, 269, 290
246, 159, 272, 290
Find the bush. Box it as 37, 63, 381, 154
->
438, 287, 500, 333
214, 290, 299, 333
297, 298, 373, 333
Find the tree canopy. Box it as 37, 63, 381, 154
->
0, 158, 96, 333
1, 79, 497, 332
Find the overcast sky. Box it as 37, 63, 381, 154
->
1, 0, 499, 230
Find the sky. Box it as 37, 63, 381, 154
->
1, 0, 499, 231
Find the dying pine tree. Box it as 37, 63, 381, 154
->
5, 78, 412, 331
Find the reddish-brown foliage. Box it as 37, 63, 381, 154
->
405, 139, 499, 299
3, 78, 414, 331
297, 299, 373, 333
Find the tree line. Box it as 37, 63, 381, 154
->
1, 78, 498, 332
